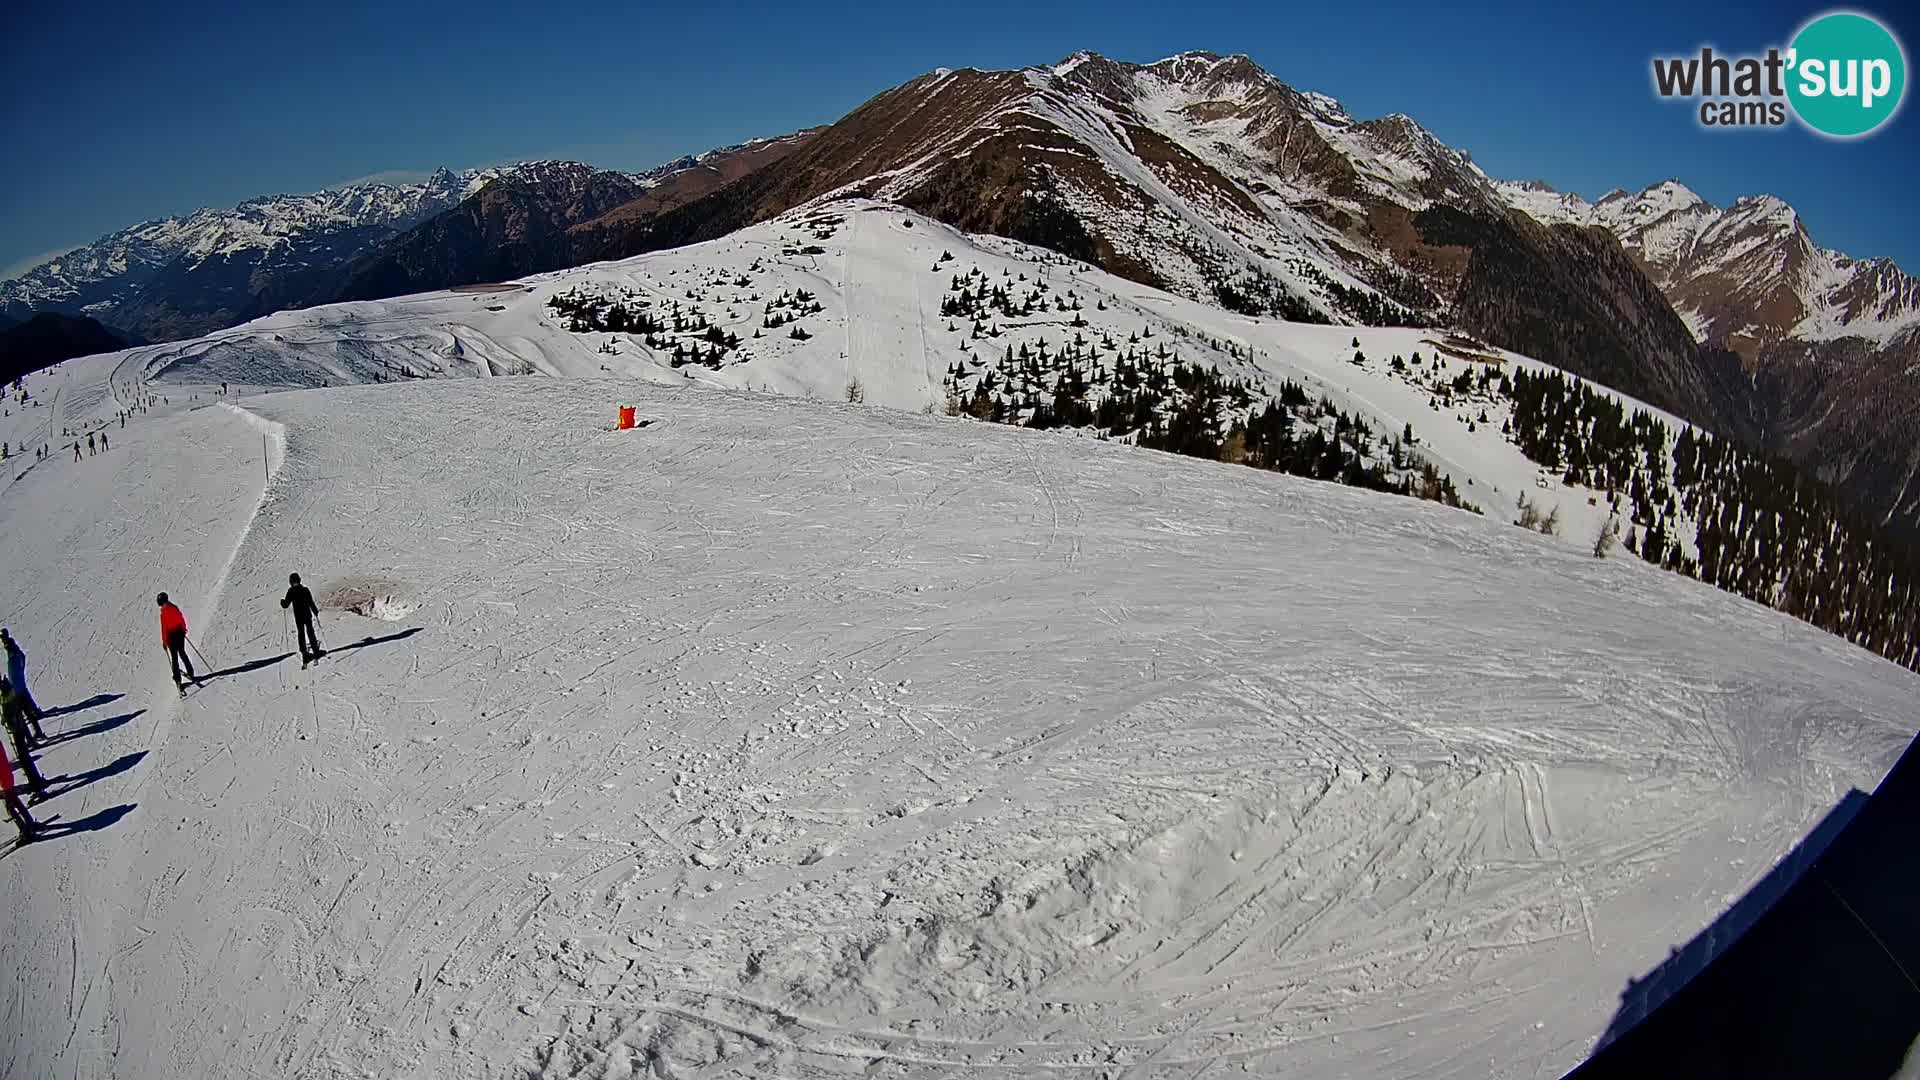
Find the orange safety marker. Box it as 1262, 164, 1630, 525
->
617, 405, 636, 430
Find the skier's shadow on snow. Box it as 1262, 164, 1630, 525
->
42, 692, 125, 719
326, 626, 423, 657
28, 803, 136, 843
199, 652, 297, 682
38, 708, 143, 748
42, 750, 147, 802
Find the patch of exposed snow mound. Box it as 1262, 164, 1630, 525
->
365, 596, 415, 621
320, 577, 415, 621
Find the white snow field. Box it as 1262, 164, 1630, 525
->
0, 347, 1915, 1079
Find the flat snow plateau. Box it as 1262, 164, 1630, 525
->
1, 358, 1914, 1079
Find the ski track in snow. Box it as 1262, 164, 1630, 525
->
0, 353, 1913, 1079
0, 361, 273, 1079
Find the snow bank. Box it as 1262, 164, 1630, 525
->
219, 401, 286, 476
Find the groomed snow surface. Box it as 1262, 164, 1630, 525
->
2, 350, 1915, 1080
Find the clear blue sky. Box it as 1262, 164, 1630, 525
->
4, 0, 1916, 278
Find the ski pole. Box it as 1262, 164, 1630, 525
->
185, 635, 212, 671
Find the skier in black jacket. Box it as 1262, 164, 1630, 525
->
281, 573, 324, 665
0, 629, 46, 741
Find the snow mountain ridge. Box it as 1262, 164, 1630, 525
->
0, 148, 788, 342
14, 51, 1916, 357
40, 199, 1732, 567
1494, 177, 1920, 349
1493, 174, 1920, 536
5, 166, 504, 310
781, 49, 1919, 537
10, 48, 1920, 533
855, 50, 1499, 323
565, 49, 1765, 511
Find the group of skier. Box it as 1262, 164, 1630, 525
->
5, 429, 110, 465
6, 364, 189, 467
2, 575, 325, 846
2, 372, 302, 844
70, 431, 109, 461
159, 575, 324, 692
0, 629, 51, 845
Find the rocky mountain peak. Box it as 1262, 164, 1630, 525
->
1642, 178, 1705, 207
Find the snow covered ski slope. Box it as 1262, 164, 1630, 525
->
0, 373, 1913, 1079
44, 198, 1708, 556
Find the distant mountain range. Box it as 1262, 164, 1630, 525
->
328, 134, 816, 304
5, 51, 1916, 532
0, 137, 816, 344
2, 166, 494, 340
1495, 177, 1920, 532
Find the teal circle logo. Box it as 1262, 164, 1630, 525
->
1787, 12, 1906, 137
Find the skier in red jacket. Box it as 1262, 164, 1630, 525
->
158, 593, 198, 691
0, 730, 37, 845
0, 677, 46, 800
